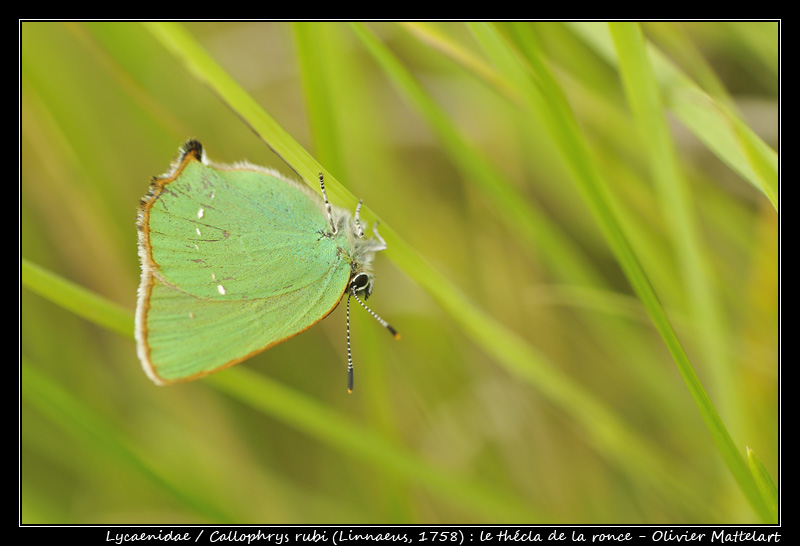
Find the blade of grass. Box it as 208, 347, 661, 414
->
397, 22, 523, 106
722, 21, 779, 82
21, 257, 132, 338
609, 20, 740, 458
566, 22, 778, 212
21, 257, 539, 522
746, 447, 779, 523
640, 22, 736, 109
141, 23, 332, 201
141, 21, 715, 518
610, 26, 777, 520
290, 22, 348, 179
392, 22, 705, 418
466, 21, 771, 521
393, 23, 680, 299
347, 22, 601, 288
21, 356, 237, 523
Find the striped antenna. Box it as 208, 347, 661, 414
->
318, 173, 337, 235
353, 199, 364, 238
346, 293, 354, 393
345, 284, 401, 393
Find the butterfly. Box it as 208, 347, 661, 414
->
135, 140, 397, 391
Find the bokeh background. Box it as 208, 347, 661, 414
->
20, 21, 779, 524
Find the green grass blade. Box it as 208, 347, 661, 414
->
393, 22, 715, 422
21, 256, 132, 338
22, 357, 236, 522
746, 447, 779, 523
398, 22, 522, 106
609, 16, 749, 469
467, 21, 771, 521
609, 25, 774, 519
566, 22, 778, 212
141, 22, 328, 194
290, 22, 348, 179
348, 22, 601, 288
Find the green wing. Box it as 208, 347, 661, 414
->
136, 157, 351, 384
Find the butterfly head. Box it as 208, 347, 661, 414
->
349, 271, 374, 300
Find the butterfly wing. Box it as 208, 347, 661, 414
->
136, 153, 351, 384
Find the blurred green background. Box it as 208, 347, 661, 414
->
20, 21, 778, 524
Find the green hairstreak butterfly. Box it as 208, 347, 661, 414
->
135, 140, 398, 391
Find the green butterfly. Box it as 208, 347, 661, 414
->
136, 140, 397, 391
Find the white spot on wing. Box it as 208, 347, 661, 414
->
196, 227, 202, 236
197, 208, 204, 218
217, 284, 226, 295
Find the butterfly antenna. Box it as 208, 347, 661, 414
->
346, 292, 354, 393
350, 287, 400, 340
353, 199, 365, 238
318, 173, 337, 235
345, 286, 400, 394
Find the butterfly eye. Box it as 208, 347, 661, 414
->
350, 273, 369, 291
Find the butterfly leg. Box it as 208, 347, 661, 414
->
369, 222, 387, 252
